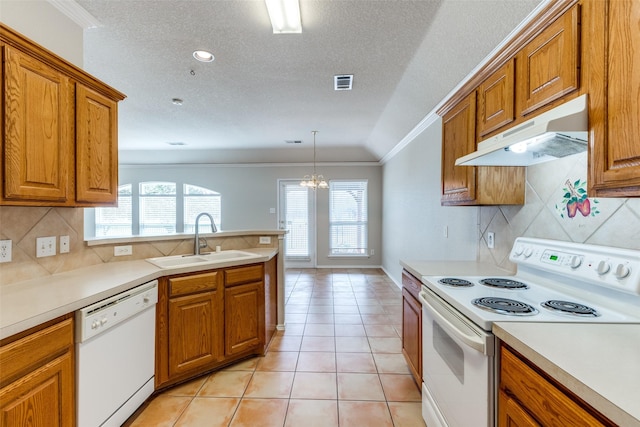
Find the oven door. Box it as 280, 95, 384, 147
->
419, 286, 495, 427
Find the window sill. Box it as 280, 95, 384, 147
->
85, 229, 286, 246
327, 254, 370, 259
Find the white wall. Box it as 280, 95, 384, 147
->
381, 118, 479, 284
116, 164, 383, 268
0, 0, 83, 66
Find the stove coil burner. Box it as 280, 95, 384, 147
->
438, 278, 474, 287
541, 300, 600, 317
479, 278, 529, 290
472, 297, 539, 316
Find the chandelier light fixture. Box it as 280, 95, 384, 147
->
300, 130, 328, 189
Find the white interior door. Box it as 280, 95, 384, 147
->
278, 180, 315, 267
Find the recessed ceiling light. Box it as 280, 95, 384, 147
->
167, 142, 187, 146
193, 50, 214, 62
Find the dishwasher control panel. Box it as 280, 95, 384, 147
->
76, 280, 158, 342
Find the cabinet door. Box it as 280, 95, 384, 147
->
441, 91, 476, 205
225, 282, 264, 356
498, 390, 541, 427
401, 288, 421, 386
516, 4, 580, 116
168, 291, 221, 377
2, 46, 73, 203
0, 350, 74, 427
589, 0, 640, 196
75, 84, 119, 205
477, 59, 515, 137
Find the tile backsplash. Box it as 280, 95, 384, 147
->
0, 206, 277, 286
479, 152, 640, 270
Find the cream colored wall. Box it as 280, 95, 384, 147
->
0, 0, 84, 66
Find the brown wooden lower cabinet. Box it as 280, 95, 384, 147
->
499, 345, 614, 427
225, 282, 264, 356
401, 270, 422, 387
156, 261, 275, 389
0, 315, 75, 427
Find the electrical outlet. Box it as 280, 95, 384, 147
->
114, 245, 133, 256
0, 240, 12, 263
487, 232, 495, 249
259, 236, 271, 244
60, 235, 70, 254
36, 236, 56, 258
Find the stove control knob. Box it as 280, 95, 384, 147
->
569, 256, 582, 269
514, 245, 524, 256
523, 247, 533, 258
614, 264, 631, 279
595, 260, 611, 275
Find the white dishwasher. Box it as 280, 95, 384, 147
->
76, 280, 158, 427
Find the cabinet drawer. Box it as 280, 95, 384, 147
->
500, 346, 607, 426
169, 271, 220, 297
402, 270, 422, 300
225, 264, 263, 287
0, 317, 73, 386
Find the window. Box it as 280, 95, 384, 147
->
140, 182, 176, 235
329, 180, 368, 256
184, 184, 221, 233
92, 182, 221, 238
282, 183, 310, 258
95, 184, 132, 237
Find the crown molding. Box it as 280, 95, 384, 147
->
47, 0, 102, 29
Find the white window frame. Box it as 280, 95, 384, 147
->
329, 179, 368, 257
90, 181, 221, 238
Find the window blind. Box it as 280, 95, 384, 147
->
329, 180, 368, 255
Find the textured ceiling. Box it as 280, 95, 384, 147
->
76, 0, 542, 164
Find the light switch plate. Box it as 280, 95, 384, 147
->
36, 236, 56, 258
114, 245, 133, 256
0, 240, 12, 263
487, 232, 495, 249
60, 235, 70, 253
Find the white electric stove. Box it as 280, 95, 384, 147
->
418, 238, 640, 427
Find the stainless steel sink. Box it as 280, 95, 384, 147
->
146, 250, 260, 269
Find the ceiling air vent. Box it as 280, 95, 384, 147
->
334, 74, 353, 91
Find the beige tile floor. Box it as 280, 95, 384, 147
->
129, 268, 425, 427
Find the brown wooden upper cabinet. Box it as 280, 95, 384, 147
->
441, 92, 477, 205
441, 92, 525, 206
586, 0, 640, 197
477, 59, 515, 137
1, 24, 125, 207
516, 4, 580, 117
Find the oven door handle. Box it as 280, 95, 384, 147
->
419, 289, 490, 355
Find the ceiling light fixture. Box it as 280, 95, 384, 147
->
265, 0, 302, 34
193, 50, 214, 62
300, 131, 328, 189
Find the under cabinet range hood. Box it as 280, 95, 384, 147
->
456, 94, 588, 166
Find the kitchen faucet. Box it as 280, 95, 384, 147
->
194, 212, 216, 255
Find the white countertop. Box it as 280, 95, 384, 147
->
400, 260, 512, 281
494, 322, 640, 427
0, 248, 277, 340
